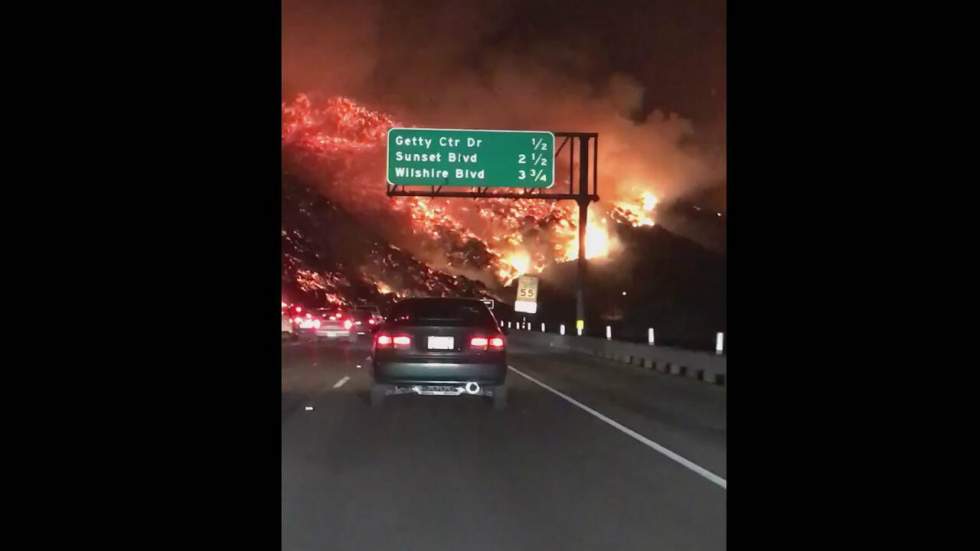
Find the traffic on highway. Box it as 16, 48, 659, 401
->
282, 295, 727, 550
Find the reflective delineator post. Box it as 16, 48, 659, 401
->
507, 321, 511, 329
648, 328, 655, 346
716, 332, 724, 355
560, 324, 565, 335
576, 319, 584, 336
606, 325, 612, 340
541, 322, 545, 332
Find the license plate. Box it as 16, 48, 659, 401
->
427, 336, 454, 350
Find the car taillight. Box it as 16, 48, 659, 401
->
470, 336, 505, 350
344, 319, 353, 330
470, 337, 489, 348
368, 319, 377, 325
295, 306, 302, 313
294, 317, 302, 323
313, 320, 321, 329
376, 334, 410, 349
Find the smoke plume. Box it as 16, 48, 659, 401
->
282, 0, 725, 288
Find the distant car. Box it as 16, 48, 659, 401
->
282, 303, 300, 338
285, 305, 305, 328
349, 306, 384, 337
298, 308, 354, 342
370, 298, 507, 409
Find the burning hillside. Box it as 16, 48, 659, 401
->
281, 94, 725, 349
282, 94, 673, 289
282, 171, 498, 306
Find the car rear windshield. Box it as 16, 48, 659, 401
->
388, 299, 495, 327
350, 309, 374, 321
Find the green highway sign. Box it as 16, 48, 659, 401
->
387, 128, 555, 188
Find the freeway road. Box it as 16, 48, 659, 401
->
282, 337, 726, 551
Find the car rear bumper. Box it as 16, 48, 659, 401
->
299, 328, 352, 338
372, 360, 507, 385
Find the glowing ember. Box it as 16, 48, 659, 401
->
294, 269, 348, 305
613, 191, 658, 227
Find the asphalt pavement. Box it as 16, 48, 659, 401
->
282, 336, 726, 551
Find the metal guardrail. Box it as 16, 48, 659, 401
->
506, 330, 727, 386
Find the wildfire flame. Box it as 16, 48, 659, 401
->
586, 223, 612, 258
282, 94, 663, 287
612, 189, 658, 228
643, 191, 658, 212
557, 211, 617, 262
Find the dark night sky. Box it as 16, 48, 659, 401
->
476, 0, 726, 128
283, 0, 724, 129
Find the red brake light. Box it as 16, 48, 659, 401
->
377, 334, 410, 348
470, 336, 504, 350
343, 319, 353, 330
295, 306, 302, 313
313, 320, 321, 329
293, 317, 302, 323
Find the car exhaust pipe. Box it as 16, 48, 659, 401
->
464, 382, 480, 395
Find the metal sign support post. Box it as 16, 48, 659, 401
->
387, 132, 598, 331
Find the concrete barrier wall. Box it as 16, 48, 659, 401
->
508, 331, 726, 387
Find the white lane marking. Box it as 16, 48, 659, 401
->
507, 365, 727, 490
333, 376, 351, 389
